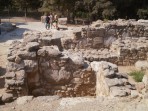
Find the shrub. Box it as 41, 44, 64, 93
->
129, 70, 145, 82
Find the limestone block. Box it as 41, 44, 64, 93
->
5, 72, 15, 79
130, 90, 139, 98
15, 56, 22, 64
39, 37, 51, 46
26, 42, 39, 52
107, 29, 116, 36
142, 75, 148, 88
7, 55, 16, 62
16, 96, 33, 105
116, 73, 128, 79
2, 93, 13, 103
38, 46, 61, 57
17, 51, 36, 60
136, 82, 145, 92
24, 60, 38, 72
93, 37, 103, 48
69, 52, 84, 66
73, 70, 83, 78
71, 78, 83, 84
58, 67, 72, 84
23, 36, 39, 43
6, 62, 24, 72
15, 70, 25, 81
5, 79, 15, 86
97, 28, 105, 37
43, 69, 71, 84
105, 78, 124, 87
103, 69, 115, 78
135, 60, 148, 70
110, 87, 127, 97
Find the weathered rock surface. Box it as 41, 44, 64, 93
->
91, 61, 134, 97
16, 96, 33, 105
2, 93, 13, 103
135, 60, 148, 70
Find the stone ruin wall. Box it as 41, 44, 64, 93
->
83, 37, 148, 66
62, 21, 148, 66
5, 32, 96, 97
5, 31, 137, 98
4, 20, 148, 99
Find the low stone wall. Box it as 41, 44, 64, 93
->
61, 20, 148, 50
5, 32, 135, 98
72, 37, 148, 66
5, 37, 96, 97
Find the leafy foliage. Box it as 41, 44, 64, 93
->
129, 70, 145, 82
0, 0, 148, 20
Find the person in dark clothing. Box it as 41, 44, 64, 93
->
0, 19, 1, 35
45, 14, 50, 30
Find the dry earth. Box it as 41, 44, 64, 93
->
0, 18, 146, 111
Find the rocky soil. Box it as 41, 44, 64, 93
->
0, 96, 148, 111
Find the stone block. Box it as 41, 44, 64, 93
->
2, 93, 13, 103
26, 42, 39, 52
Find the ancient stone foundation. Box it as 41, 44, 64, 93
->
5, 19, 148, 98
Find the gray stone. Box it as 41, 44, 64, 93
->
17, 51, 36, 59
106, 78, 124, 87
38, 46, 61, 57
16, 96, 33, 105
26, 42, 39, 52
39, 37, 51, 46
130, 90, 139, 98
5, 72, 15, 78
142, 75, 148, 88
103, 69, 115, 78
116, 73, 128, 79
43, 69, 59, 83
69, 53, 84, 66
15, 56, 22, 64
136, 82, 145, 92
24, 36, 39, 43
7, 55, 16, 62
2, 93, 13, 103
24, 60, 38, 72
58, 67, 72, 84
135, 60, 148, 70
110, 87, 127, 97
6, 62, 24, 71
15, 70, 25, 81
5, 79, 15, 86
71, 78, 83, 84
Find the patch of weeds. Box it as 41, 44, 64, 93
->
129, 70, 145, 82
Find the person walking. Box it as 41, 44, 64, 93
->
0, 18, 1, 35
54, 13, 59, 30
49, 13, 53, 29
45, 14, 50, 30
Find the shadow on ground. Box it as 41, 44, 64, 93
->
0, 67, 6, 77
0, 25, 29, 43
0, 67, 6, 88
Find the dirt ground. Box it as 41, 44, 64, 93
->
0, 17, 144, 111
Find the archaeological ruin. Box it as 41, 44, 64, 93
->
4, 19, 148, 99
